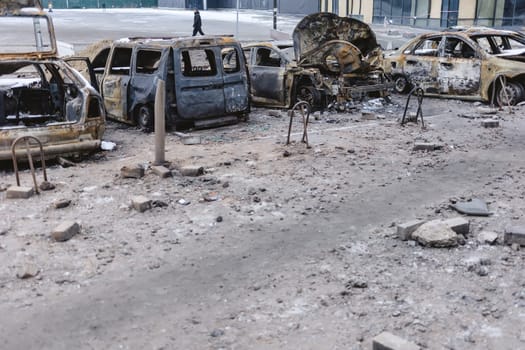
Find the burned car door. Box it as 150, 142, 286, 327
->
402, 36, 442, 94
249, 47, 285, 106
64, 57, 99, 92
174, 47, 226, 120
101, 46, 132, 122
437, 36, 481, 96
221, 46, 249, 114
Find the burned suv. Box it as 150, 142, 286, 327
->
0, 0, 105, 160
243, 13, 391, 111
88, 36, 250, 130
384, 27, 525, 105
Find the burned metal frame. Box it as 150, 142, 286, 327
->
401, 87, 425, 128
11, 135, 48, 194
286, 101, 311, 148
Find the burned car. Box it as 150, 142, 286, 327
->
243, 13, 391, 111
88, 36, 250, 130
0, 0, 105, 160
384, 27, 525, 105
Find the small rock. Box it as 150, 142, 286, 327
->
101, 141, 117, 151
178, 166, 204, 177
152, 200, 168, 208
177, 199, 190, 206
412, 142, 443, 151
477, 266, 489, 277
361, 111, 376, 120
210, 329, 224, 338
411, 221, 458, 248
39, 181, 55, 191
16, 263, 40, 279
151, 165, 171, 178
57, 157, 76, 168
181, 135, 202, 145
441, 217, 470, 235
53, 199, 71, 209
481, 119, 499, 128
283, 150, 291, 157
268, 110, 282, 118
504, 226, 525, 246
131, 196, 152, 213
51, 221, 80, 242
121, 165, 144, 179
203, 192, 219, 202
476, 107, 498, 115
216, 216, 223, 223
477, 231, 499, 245
372, 331, 419, 350
511, 243, 520, 251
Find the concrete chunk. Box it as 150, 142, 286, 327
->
178, 166, 204, 177
132, 196, 152, 213
412, 221, 458, 248
6, 186, 34, 199
372, 332, 420, 350
504, 226, 525, 246
151, 165, 172, 178
441, 217, 470, 235
478, 231, 499, 245
51, 221, 80, 242
120, 165, 144, 179
481, 119, 499, 128
397, 220, 425, 241
412, 142, 442, 151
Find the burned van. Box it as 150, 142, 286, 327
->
0, 0, 106, 160
89, 36, 250, 130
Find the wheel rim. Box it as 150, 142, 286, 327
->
498, 82, 523, 106
298, 86, 314, 106
395, 76, 407, 93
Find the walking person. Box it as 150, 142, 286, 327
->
192, 9, 204, 36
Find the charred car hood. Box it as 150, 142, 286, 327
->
292, 13, 382, 75
0, 0, 58, 59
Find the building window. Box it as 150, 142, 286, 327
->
441, 0, 459, 27
372, 0, 413, 25
503, 0, 525, 26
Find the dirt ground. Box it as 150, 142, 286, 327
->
1, 95, 525, 350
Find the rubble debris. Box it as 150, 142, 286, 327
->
177, 199, 190, 206
477, 107, 498, 115
151, 165, 171, 178
121, 165, 145, 179
481, 119, 500, 128
178, 166, 204, 177
181, 135, 202, 145
477, 230, 499, 245
203, 192, 219, 202
6, 186, 34, 199
361, 111, 377, 120
411, 221, 458, 248
268, 110, 283, 118
57, 157, 76, 168
51, 221, 80, 242
372, 331, 420, 350
412, 143, 443, 151
396, 219, 425, 241
16, 263, 40, 280
451, 198, 491, 216
504, 226, 525, 246
101, 141, 117, 151
131, 196, 152, 213
53, 199, 72, 209
441, 217, 470, 235
39, 181, 55, 191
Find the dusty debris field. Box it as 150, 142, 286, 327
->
1, 96, 525, 350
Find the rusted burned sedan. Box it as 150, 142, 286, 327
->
243, 13, 391, 111
384, 27, 525, 105
88, 36, 250, 130
0, 0, 105, 160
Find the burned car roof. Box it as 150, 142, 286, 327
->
0, 0, 57, 59
114, 35, 239, 49
292, 13, 382, 75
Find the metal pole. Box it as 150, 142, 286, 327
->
154, 79, 166, 166
273, 0, 277, 30
235, 0, 239, 38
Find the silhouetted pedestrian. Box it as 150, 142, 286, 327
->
192, 9, 204, 36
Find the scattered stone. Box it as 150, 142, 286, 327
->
476, 106, 498, 115
121, 165, 144, 179
216, 216, 223, 223
504, 226, 525, 246
181, 135, 202, 145
511, 243, 520, 251
51, 221, 80, 242
397, 219, 426, 241
477, 266, 489, 277
441, 217, 470, 235
39, 181, 55, 191
16, 263, 40, 279
268, 110, 282, 118
131, 196, 152, 213
204, 192, 219, 202
210, 329, 224, 338
372, 331, 420, 350
459, 113, 480, 120
412, 142, 443, 151
411, 221, 458, 248
151, 165, 171, 178
178, 166, 204, 177
361, 111, 377, 120
6, 186, 34, 199
152, 200, 168, 208
177, 198, 190, 206
451, 198, 491, 216
347, 279, 368, 289
53, 199, 71, 209
283, 150, 291, 157
481, 119, 499, 128
477, 231, 499, 245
